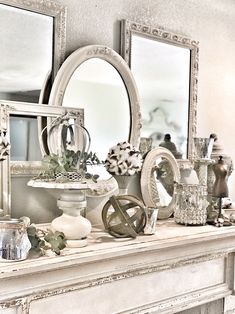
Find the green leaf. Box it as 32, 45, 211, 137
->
54, 231, 66, 239
85, 173, 92, 179
27, 224, 67, 256
27, 225, 37, 236
44, 230, 66, 255
38, 149, 102, 180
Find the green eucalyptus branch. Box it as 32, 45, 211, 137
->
27, 224, 66, 257
37, 149, 102, 182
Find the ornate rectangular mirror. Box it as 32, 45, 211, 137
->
0, 0, 67, 177
0, 102, 84, 217
0, 0, 66, 103
121, 20, 199, 160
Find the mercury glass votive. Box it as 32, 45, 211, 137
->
174, 183, 208, 226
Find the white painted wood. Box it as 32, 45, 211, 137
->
224, 294, 235, 313
28, 283, 228, 314
178, 300, 223, 314
0, 307, 21, 314
1, 220, 235, 313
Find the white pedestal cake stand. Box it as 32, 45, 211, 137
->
27, 179, 98, 247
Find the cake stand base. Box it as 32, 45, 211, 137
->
51, 190, 91, 247
27, 179, 93, 248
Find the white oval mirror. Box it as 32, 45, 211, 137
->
49, 45, 141, 180
141, 147, 180, 219
62, 58, 130, 161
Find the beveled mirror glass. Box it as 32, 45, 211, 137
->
140, 147, 180, 219
121, 20, 199, 160
49, 45, 141, 180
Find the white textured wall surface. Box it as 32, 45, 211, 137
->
11, 0, 235, 218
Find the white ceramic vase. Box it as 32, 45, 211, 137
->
113, 174, 134, 195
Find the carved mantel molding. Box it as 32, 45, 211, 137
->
1, 220, 235, 313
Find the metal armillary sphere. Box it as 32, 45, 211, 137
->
102, 195, 147, 238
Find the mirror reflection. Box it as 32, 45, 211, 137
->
62, 58, 130, 161
10, 116, 41, 161
152, 157, 175, 207
131, 35, 190, 158
0, 3, 53, 102
159, 133, 182, 159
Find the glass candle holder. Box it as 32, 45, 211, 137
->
144, 207, 158, 235
174, 183, 208, 226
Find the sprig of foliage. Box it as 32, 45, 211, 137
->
44, 230, 66, 255
38, 149, 101, 182
27, 224, 66, 257
27, 224, 45, 256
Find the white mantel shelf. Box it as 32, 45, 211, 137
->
1, 220, 235, 314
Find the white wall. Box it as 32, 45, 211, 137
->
11, 0, 235, 220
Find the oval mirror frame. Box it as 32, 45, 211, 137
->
140, 147, 180, 219
48, 45, 141, 148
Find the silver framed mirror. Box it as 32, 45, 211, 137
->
140, 147, 180, 219
48, 45, 141, 179
0, 101, 83, 217
0, 0, 67, 176
0, 0, 66, 103
121, 20, 199, 161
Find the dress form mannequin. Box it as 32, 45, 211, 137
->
212, 156, 228, 198
207, 134, 233, 196
212, 156, 228, 218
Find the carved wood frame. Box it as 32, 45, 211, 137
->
48, 45, 142, 147
121, 19, 199, 161
0, 253, 229, 313
140, 147, 181, 219
0, 101, 84, 217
